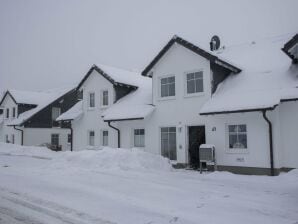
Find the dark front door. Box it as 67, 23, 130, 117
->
188, 126, 205, 168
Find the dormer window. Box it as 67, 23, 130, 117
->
52, 107, 61, 127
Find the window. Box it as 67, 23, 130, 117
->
102, 90, 109, 107
186, 71, 203, 94
228, 125, 247, 149
102, 130, 108, 146
51, 134, 59, 146
11, 134, 15, 144
78, 90, 83, 100
160, 127, 177, 160
88, 131, 95, 146
89, 92, 95, 108
52, 107, 61, 127
160, 76, 175, 97
67, 134, 72, 144
6, 108, 9, 119
12, 107, 16, 118
134, 129, 145, 147
5, 135, 9, 143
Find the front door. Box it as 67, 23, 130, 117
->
188, 126, 205, 168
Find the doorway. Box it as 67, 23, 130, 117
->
188, 126, 205, 168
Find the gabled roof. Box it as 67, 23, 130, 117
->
56, 101, 83, 121
200, 34, 298, 115
282, 33, 298, 63
141, 35, 241, 77
0, 89, 44, 106
77, 64, 140, 90
7, 86, 76, 126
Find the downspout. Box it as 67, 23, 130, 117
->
13, 125, 23, 145
108, 121, 120, 148
262, 110, 275, 176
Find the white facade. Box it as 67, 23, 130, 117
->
68, 37, 298, 174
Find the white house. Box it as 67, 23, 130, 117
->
59, 33, 298, 175
0, 87, 77, 151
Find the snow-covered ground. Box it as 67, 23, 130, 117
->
0, 143, 297, 224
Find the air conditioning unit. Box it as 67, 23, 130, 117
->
199, 144, 217, 173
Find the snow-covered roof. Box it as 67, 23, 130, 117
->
77, 64, 145, 90
7, 86, 75, 126
102, 76, 154, 121
200, 33, 298, 115
56, 101, 83, 121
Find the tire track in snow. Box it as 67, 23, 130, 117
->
0, 187, 115, 224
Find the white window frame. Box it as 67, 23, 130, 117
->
101, 90, 109, 108
184, 69, 204, 97
225, 124, 249, 154
158, 75, 176, 100
133, 128, 145, 148
88, 92, 95, 109
101, 130, 109, 146
88, 130, 95, 147
159, 126, 177, 161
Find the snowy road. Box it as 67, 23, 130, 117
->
0, 144, 298, 224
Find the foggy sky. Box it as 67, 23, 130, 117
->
0, 0, 297, 93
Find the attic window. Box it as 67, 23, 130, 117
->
89, 92, 95, 108
102, 90, 109, 107
186, 71, 204, 94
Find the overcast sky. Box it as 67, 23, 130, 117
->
0, 0, 297, 93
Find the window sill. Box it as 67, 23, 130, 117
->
157, 96, 176, 102
87, 107, 96, 111
225, 148, 249, 154
184, 92, 205, 98
100, 106, 109, 110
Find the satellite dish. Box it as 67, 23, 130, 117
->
210, 35, 220, 51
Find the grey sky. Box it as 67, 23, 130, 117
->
0, 0, 297, 93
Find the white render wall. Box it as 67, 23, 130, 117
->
144, 43, 212, 164
72, 70, 118, 151
279, 101, 298, 168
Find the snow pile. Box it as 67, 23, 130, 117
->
53, 147, 172, 172
57, 101, 83, 121
0, 142, 55, 159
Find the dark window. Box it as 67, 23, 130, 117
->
52, 107, 61, 127
89, 131, 95, 146
5, 135, 9, 143
160, 76, 175, 97
186, 71, 204, 94
6, 108, 9, 118
12, 107, 16, 118
228, 125, 247, 149
89, 92, 95, 108
78, 90, 83, 100
134, 129, 145, 147
161, 127, 177, 160
67, 134, 72, 144
11, 134, 15, 144
51, 134, 59, 146
102, 91, 109, 106
102, 130, 108, 146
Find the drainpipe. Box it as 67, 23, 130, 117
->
262, 110, 275, 176
108, 121, 120, 148
13, 125, 23, 145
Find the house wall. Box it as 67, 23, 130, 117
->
279, 101, 298, 168
144, 44, 212, 164
72, 70, 118, 151
23, 128, 70, 151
